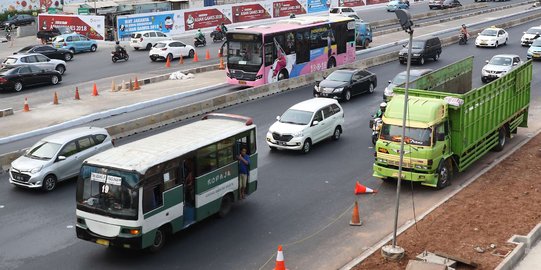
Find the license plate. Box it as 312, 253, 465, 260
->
239, 80, 246, 85
278, 141, 287, 146
55, 45, 61, 48
534, 53, 540, 57
392, 172, 406, 178
96, 239, 110, 246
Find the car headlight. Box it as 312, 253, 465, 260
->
314, 85, 320, 91
30, 166, 43, 174
292, 130, 304, 137
384, 87, 393, 96
333, 87, 344, 93
413, 53, 420, 57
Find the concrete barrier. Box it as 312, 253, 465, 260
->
494, 223, 541, 270
16, 23, 37, 38
0, 108, 14, 117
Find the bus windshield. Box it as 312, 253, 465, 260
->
227, 41, 262, 68
76, 165, 140, 220
380, 124, 433, 146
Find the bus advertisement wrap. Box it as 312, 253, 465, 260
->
184, 8, 232, 31
307, 0, 330, 13
38, 14, 105, 40
272, 0, 307, 18
232, 4, 272, 23
339, 0, 365, 7
117, 13, 177, 39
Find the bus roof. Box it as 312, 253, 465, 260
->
84, 118, 255, 174
232, 15, 353, 35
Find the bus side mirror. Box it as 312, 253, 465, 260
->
437, 133, 445, 141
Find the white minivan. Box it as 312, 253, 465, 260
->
130, 30, 172, 50
266, 98, 344, 154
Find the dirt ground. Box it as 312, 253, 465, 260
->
353, 133, 541, 270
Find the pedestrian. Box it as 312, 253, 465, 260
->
238, 147, 250, 200
6, 24, 14, 47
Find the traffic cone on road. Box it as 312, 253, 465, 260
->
218, 48, 223, 58
91, 82, 99, 96
53, 91, 59, 105
349, 200, 363, 226
205, 49, 210, 60
219, 57, 225, 70
274, 245, 288, 270
129, 78, 134, 91
23, 97, 30, 112
133, 76, 141, 90
74, 87, 81, 100
193, 51, 199, 62
179, 54, 184, 64
354, 181, 377, 195
111, 80, 117, 92
121, 80, 127, 91
165, 56, 171, 68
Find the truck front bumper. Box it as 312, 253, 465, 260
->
373, 163, 438, 187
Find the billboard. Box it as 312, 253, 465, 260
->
272, 0, 307, 18
184, 8, 232, 31
339, 0, 365, 7
0, 0, 62, 12
231, 4, 271, 23
117, 13, 176, 39
306, 0, 330, 13
38, 14, 105, 40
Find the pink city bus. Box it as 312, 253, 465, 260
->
225, 16, 357, 87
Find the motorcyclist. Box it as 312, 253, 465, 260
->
373, 102, 387, 118
220, 22, 228, 33
115, 41, 127, 58
460, 24, 469, 40
195, 29, 205, 43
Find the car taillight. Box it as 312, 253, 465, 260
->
0, 77, 7, 84
63, 42, 67, 46
140, 38, 143, 42
161, 48, 167, 51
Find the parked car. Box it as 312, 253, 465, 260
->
383, 69, 433, 101
429, 0, 461, 9
266, 98, 344, 154
527, 38, 541, 60
149, 41, 195, 62
314, 68, 377, 101
9, 127, 114, 191
475, 27, 509, 48
52, 33, 98, 53
0, 66, 62, 92
387, 1, 409, 12
481, 54, 522, 83
329, 7, 357, 17
2, 53, 67, 74
130, 30, 172, 50
36, 26, 74, 43
14, 45, 74, 61
521, 26, 541, 46
398, 36, 442, 65
1, 14, 35, 29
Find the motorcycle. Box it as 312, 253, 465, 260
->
459, 33, 468, 45
210, 30, 226, 42
369, 117, 383, 145
194, 36, 206, 47
111, 51, 129, 63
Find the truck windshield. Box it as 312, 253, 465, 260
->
76, 165, 139, 220
380, 124, 433, 146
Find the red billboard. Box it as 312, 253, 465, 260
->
232, 4, 271, 23
340, 0, 365, 7
365, 0, 386, 4
184, 9, 232, 31
273, 0, 307, 18
38, 14, 105, 40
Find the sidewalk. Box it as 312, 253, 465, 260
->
515, 241, 541, 269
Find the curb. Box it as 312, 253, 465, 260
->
494, 222, 541, 270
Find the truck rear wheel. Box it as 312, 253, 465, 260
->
436, 159, 451, 189
493, 127, 506, 152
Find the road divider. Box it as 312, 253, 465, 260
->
0, 108, 13, 117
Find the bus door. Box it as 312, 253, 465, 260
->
181, 155, 196, 226
236, 137, 249, 200
236, 129, 256, 198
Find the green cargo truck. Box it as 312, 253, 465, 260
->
373, 56, 532, 188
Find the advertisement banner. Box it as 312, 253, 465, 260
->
306, 0, 330, 13
0, 0, 62, 13
231, 4, 271, 23
38, 14, 105, 40
184, 8, 232, 31
272, 0, 307, 18
365, 0, 386, 4
117, 13, 177, 39
339, 0, 365, 7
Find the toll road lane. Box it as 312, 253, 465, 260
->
1, 18, 541, 270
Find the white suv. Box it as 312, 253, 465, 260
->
1, 53, 67, 74
130, 30, 172, 50
266, 98, 344, 154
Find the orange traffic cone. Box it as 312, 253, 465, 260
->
205, 49, 210, 60
193, 51, 199, 62
74, 87, 81, 100
53, 91, 59, 105
350, 200, 363, 226
165, 56, 171, 68
219, 57, 225, 70
274, 245, 288, 270
218, 48, 223, 58
354, 181, 377, 194
23, 97, 30, 112
92, 82, 99, 96
133, 76, 140, 90
179, 54, 184, 64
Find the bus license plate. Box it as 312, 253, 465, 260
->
96, 239, 110, 246
239, 80, 246, 85
392, 172, 406, 178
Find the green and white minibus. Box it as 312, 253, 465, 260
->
75, 113, 257, 251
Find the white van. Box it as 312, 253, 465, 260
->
266, 98, 344, 154
130, 30, 172, 50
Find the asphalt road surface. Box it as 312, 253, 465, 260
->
1, 16, 540, 270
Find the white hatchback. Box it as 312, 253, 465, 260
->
149, 41, 196, 62
130, 30, 172, 50
266, 98, 345, 154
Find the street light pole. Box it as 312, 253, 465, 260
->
381, 8, 413, 262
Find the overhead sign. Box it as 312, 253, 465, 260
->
78, 8, 90, 15
38, 14, 105, 40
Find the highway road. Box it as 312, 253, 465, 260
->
1, 16, 540, 270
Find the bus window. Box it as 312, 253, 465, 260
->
143, 175, 163, 213
264, 42, 274, 66
217, 137, 235, 167
284, 32, 295, 55
296, 31, 310, 64
333, 23, 347, 54
249, 129, 257, 154
197, 144, 217, 175
310, 25, 329, 50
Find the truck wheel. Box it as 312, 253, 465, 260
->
436, 159, 451, 189
493, 127, 506, 152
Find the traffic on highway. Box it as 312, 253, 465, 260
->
1, 0, 541, 269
